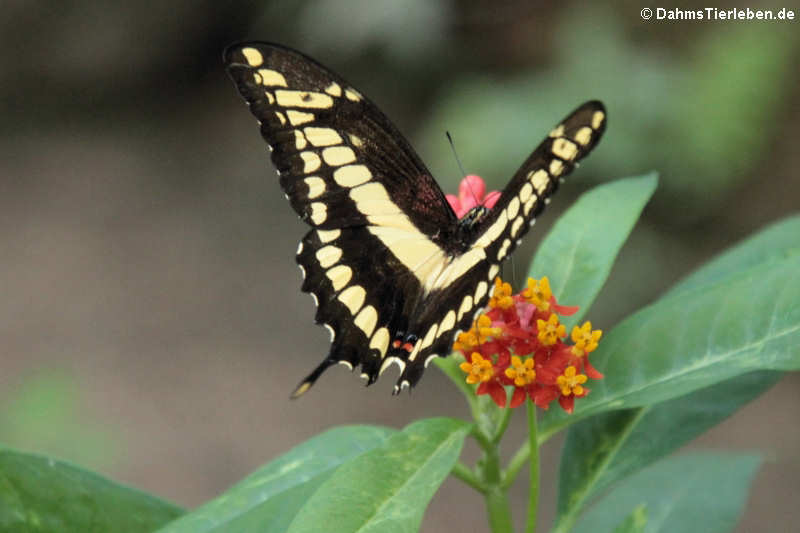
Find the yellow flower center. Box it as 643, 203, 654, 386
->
489, 277, 515, 309
459, 352, 494, 384
523, 276, 552, 311
537, 313, 566, 346
504, 355, 536, 386
570, 321, 602, 355
557, 366, 588, 396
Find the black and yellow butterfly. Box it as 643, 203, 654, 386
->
224, 42, 606, 396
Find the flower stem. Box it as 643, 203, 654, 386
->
525, 401, 540, 533
502, 417, 559, 489
482, 444, 513, 533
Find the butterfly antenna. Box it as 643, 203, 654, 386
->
446, 131, 479, 206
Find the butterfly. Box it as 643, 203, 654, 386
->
224, 42, 606, 396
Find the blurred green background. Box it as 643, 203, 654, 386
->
1, 1, 797, 531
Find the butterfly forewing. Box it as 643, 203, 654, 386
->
224, 42, 606, 396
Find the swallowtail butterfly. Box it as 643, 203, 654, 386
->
224, 43, 606, 397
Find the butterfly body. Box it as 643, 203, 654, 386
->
224, 43, 606, 396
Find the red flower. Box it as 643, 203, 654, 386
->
456, 276, 604, 413
446, 175, 501, 219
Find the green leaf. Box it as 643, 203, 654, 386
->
157, 425, 395, 533
0, 372, 120, 469
530, 174, 657, 327
668, 215, 800, 296
611, 505, 647, 533
287, 418, 470, 533
0, 448, 183, 533
572, 453, 761, 533
554, 371, 781, 531
541, 251, 800, 435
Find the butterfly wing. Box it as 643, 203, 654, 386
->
224, 42, 460, 396
393, 101, 607, 392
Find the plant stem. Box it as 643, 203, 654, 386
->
483, 444, 513, 533
451, 461, 486, 492
525, 402, 540, 533
502, 416, 560, 489
485, 485, 514, 533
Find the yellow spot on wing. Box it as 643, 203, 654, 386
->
523, 195, 536, 216
574, 126, 592, 146
303, 127, 343, 147
549, 159, 563, 177
291, 381, 311, 398
552, 138, 578, 160
326, 264, 352, 291
293, 130, 307, 149
345, 88, 363, 101
287, 110, 315, 126
257, 68, 288, 87
439, 310, 456, 337
304, 177, 325, 198
520, 182, 533, 203
511, 216, 524, 237
322, 146, 356, 166
457, 295, 473, 320
549, 124, 565, 138
316, 229, 340, 243
300, 151, 321, 173
530, 169, 549, 194
475, 281, 489, 302
354, 305, 378, 337
507, 197, 520, 219
497, 238, 512, 261
275, 90, 334, 109
316, 245, 342, 268
309, 202, 327, 224
334, 165, 371, 187
592, 111, 605, 129
488, 264, 500, 281
241, 47, 263, 67
370, 327, 390, 356
325, 82, 342, 97
475, 210, 508, 248
415, 324, 439, 357
338, 285, 366, 314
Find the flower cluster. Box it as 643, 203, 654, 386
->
457, 276, 604, 413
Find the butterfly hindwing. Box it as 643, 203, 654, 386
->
224, 42, 607, 396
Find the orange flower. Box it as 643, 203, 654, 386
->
459, 352, 494, 384
536, 314, 566, 346
489, 277, 514, 310
505, 356, 536, 386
